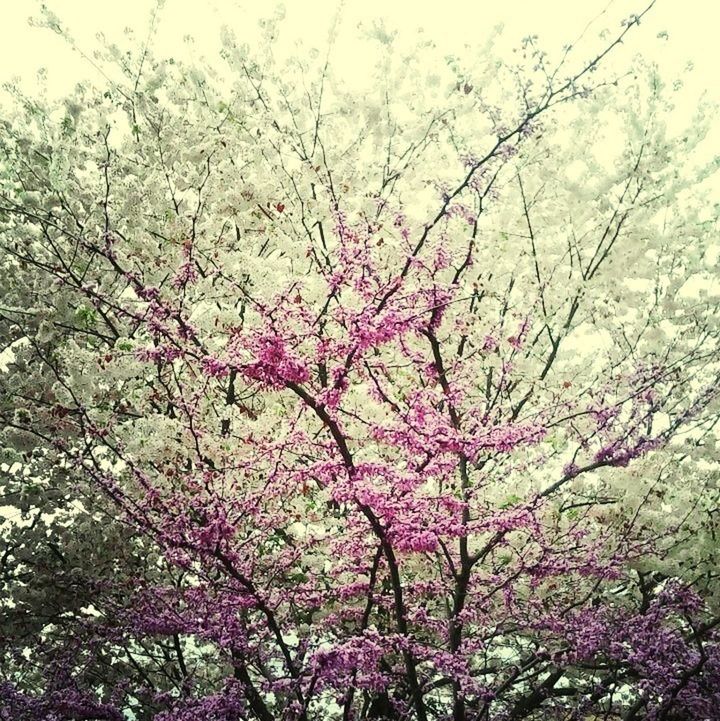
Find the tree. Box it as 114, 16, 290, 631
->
1, 2, 720, 719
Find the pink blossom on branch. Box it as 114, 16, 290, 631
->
2, 4, 720, 721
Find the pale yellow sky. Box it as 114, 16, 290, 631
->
0, 0, 718, 105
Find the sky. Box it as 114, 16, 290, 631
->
0, 0, 718, 110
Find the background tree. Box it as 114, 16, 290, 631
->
1, 2, 720, 719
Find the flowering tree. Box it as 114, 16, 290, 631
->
2, 3, 720, 719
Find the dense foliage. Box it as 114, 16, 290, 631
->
1, 3, 720, 719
